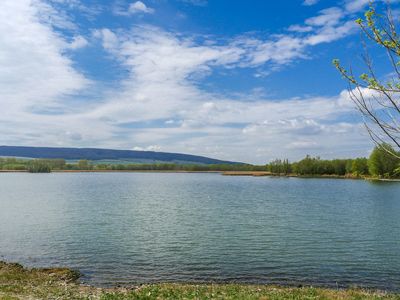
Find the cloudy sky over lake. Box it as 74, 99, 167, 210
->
1, 0, 396, 163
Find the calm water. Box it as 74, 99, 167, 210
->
0, 173, 399, 290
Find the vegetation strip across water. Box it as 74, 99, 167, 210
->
1, 143, 400, 180
0, 261, 399, 300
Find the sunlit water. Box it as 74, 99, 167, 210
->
0, 173, 399, 290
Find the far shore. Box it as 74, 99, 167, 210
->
226, 172, 400, 181
1, 169, 400, 181
0, 169, 221, 173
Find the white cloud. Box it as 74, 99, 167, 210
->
305, 7, 344, 27
129, 1, 153, 14
93, 28, 119, 50
0, 0, 89, 111
237, 35, 306, 66
133, 145, 161, 151
345, 0, 370, 13
231, 3, 361, 68
113, 1, 154, 16
33, 0, 79, 30
286, 6, 357, 48
288, 25, 314, 33
68, 35, 89, 49
343, 0, 399, 13
236, 7, 356, 67
303, 0, 319, 6
305, 20, 356, 45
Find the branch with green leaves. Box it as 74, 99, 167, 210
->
333, 2, 400, 155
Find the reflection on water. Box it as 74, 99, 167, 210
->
0, 173, 399, 290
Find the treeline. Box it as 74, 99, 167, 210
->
0, 157, 265, 173
79, 162, 266, 172
0, 157, 66, 173
2, 143, 399, 177
0, 158, 65, 172
267, 144, 400, 178
64, 161, 265, 172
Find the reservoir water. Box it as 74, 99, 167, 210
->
0, 173, 399, 290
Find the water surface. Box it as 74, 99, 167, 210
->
0, 173, 399, 290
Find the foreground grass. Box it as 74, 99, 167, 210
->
1, 262, 399, 300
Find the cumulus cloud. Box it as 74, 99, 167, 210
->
68, 35, 89, 49
129, 1, 153, 14
93, 28, 119, 50
114, 1, 154, 15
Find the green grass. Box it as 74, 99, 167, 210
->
1, 261, 399, 300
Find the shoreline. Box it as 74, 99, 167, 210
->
1, 261, 399, 300
0, 169, 222, 173
2, 169, 400, 181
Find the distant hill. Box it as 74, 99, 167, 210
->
0, 146, 242, 165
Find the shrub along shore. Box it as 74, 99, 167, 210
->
1, 261, 399, 300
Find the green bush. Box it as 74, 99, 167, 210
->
27, 160, 51, 173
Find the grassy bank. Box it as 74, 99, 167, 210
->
1, 262, 399, 300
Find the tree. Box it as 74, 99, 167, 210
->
351, 158, 369, 176
368, 143, 400, 177
27, 160, 51, 173
282, 159, 292, 175
48, 159, 66, 169
268, 159, 292, 175
331, 159, 348, 175
334, 3, 400, 157
77, 159, 91, 170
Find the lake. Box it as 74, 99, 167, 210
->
0, 173, 399, 290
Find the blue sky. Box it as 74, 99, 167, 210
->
0, 0, 396, 163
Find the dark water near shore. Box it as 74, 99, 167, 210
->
0, 173, 399, 290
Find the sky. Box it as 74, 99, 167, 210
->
0, 0, 397, 164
